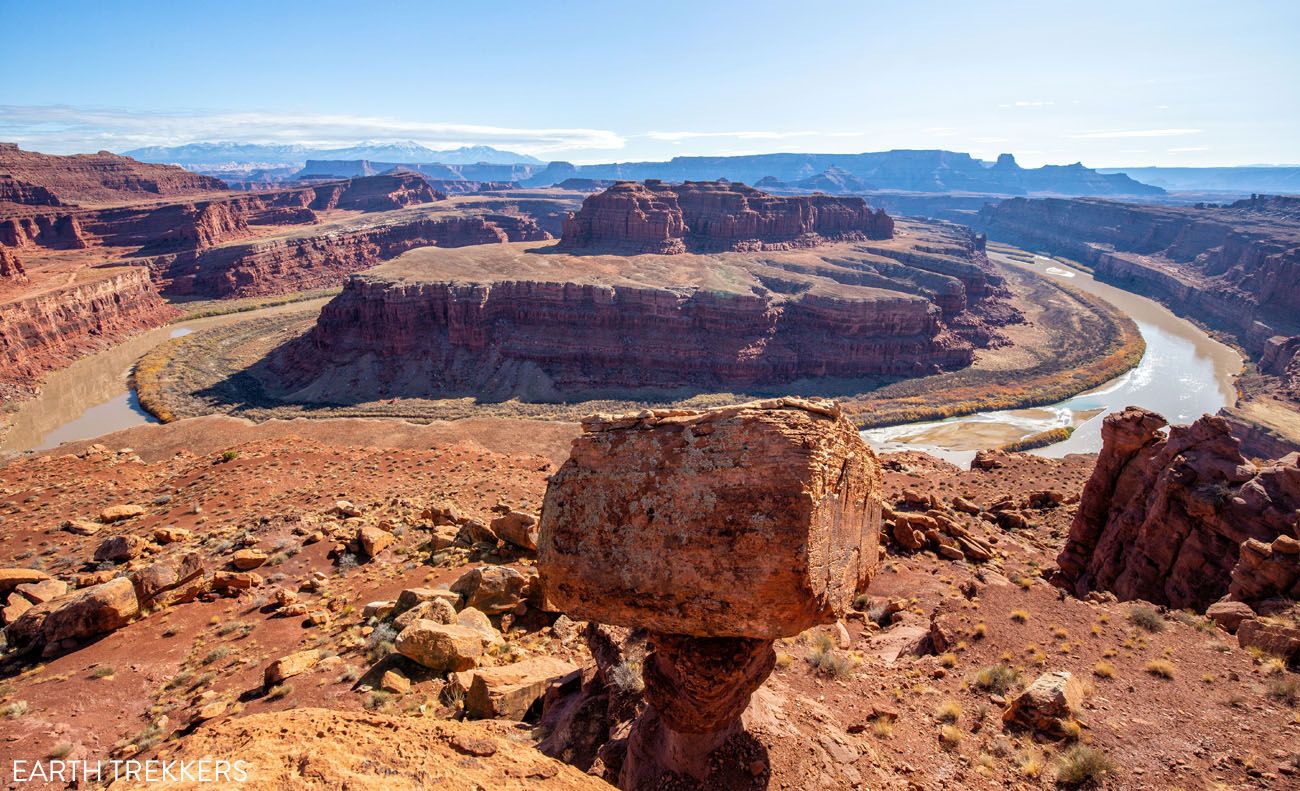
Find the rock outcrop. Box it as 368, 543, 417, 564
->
0, 247, 24, 281
0, 142, 226, 204
1057, 407, 1300, 611
538, 399, 880, 786
558, 179, 893, 253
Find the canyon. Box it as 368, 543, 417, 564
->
0, 147, 583, 417
265, 181, 1018, 404
980, 194, 1300, 455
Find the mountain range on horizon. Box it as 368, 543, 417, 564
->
123, 140, 545, 168
103, 140, 1300, 196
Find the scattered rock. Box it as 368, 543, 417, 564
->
94, 534, 146, 563
490, 510, 539, 552
264, 649, 320, 686
99, 504, 145, 523
380, 669, 411, 694
1207, 600, 1257, 633
357, 525, 393, 558
1002, 671, 1083, 737
232, 549, 268, 570
451, 566, 535, 615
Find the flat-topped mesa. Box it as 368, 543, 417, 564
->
538, 398, 882, 786
558, 179, 894, 253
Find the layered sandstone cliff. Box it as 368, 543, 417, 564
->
0, 143, 225, 204
271, 205, 1015, 403
1057, 407, 1300, 611
558, 179, 894, 253
156, 212, 550, 298
0, 267, 177, 393
978, 196, 1300, 352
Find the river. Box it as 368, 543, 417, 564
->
0, 298, 332, 456
862, 251, 1243, 466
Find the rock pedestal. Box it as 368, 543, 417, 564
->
538, 398, 882, 787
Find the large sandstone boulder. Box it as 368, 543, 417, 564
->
6, 577, 139, 654
394, 620, 484, 671
465, 656, 580, 720
490, 510, 539, 551
539, 398, 881, 639
1058, 408, 1300, 610
129, 551, 205, 607
451, 566, 535, 615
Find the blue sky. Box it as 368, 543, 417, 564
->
1, 0, 1296, 167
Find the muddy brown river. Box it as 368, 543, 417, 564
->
863, 251, 1243, 465
1, 298, 332, 456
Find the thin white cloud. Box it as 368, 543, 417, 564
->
998, 100, 1055, 108
973, 136, 1009, 143
1065, 128, 1202, 139
1167, 146, 1211, 153
644, 130, 820, 142
0, 104, 626, 155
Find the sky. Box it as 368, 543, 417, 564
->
1, 0, 1297, 168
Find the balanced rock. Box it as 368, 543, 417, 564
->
538, 398, 881, 786
540, 398, 881, 639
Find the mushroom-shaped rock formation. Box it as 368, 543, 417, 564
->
538, 397, 882, 787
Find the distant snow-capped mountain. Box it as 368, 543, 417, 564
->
122, 140, 544, 167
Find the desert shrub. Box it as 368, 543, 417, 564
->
220, 450, 239, 463
1267, 675, 1300, 706
938, 724, 962, 749
1010, 609, 1030, 623
808, 644, 855, 678
46, 742, 73, 759
265, 683, 293, 701
1092, 661, 1116, 679
200, 647, 232, 666
90, 665, 115, 679
367, 623, 399, 663
974, 663, 1021, 694
2, 701, 29, 718
935, 699, 962, 723
1144, 660, 1176, 679
608, 660, 645, 695
1127, 606, 1165, 633
1055, 744, 1113, 786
